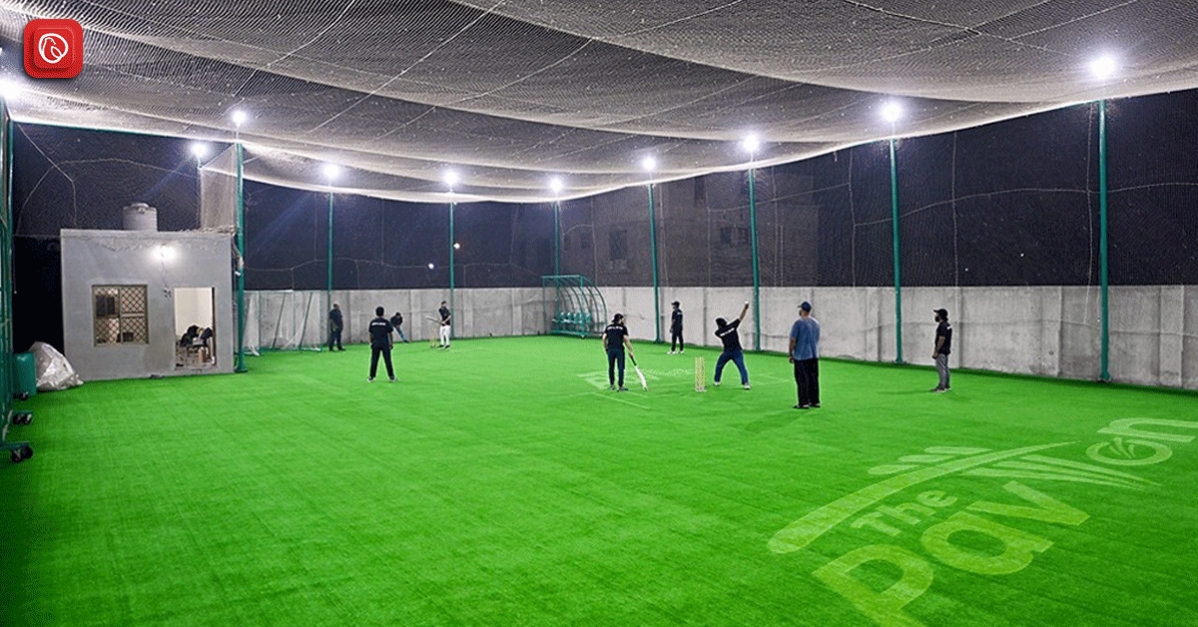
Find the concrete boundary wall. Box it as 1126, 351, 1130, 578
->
248, 286, 1197, 389
617, 286, 1197, 390
247, 288, 548, 348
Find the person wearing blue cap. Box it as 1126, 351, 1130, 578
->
788, 301, 821, 409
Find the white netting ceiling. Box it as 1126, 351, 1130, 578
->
2, 0, 1196, 203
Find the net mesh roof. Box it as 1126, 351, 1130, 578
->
3, 0, 1196, 203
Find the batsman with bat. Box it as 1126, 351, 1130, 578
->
602, 313, 636, 392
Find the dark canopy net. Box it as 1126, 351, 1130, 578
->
3, 1, 1198, 203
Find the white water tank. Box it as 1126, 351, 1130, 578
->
122, 203, 158, 231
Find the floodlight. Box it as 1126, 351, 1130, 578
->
190, 142, 211, 160
323, 163, 340, 181
1090, 55, 1117, 79
156, 245, 175, 261
427, 262, 435, 269
444, 170, 459, 188
453, 242, 461, 250
641, 156, 656, 172
231, 110, 247, 127
0, 79, 20, 101
742, 134, 760, 153
881, 101, 902, 123
550, 176, 564, 194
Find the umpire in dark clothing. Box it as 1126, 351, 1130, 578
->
669, 300, 684, 354
368, 306, 396, 382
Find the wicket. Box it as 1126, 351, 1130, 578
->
694, 356, 706, 392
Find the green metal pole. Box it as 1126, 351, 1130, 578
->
1099, 100, 1111, 382
449, 200, 455, 340
4, 116, 14, 395
554, 200, 561, 277
889, 135, 904, 364
235, 140, 247, 372
648, 183, 660, 343
748, 166, 760, 351
327, 188, 334, 336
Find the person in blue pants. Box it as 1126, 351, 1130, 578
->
713, 301, 751, 390
389, 311, 409, 343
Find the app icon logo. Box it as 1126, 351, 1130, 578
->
24, 19, 83, 78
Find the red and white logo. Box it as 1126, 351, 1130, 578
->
24, 19, 83, 78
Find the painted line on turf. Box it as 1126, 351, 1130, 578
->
591, 391, 649, 410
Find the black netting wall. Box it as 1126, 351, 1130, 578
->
11, 125, 205, 236
10, 88, 1198, 350
242, 183, 555, 291
561, 96, 1195, 289
1107, 92, 1198, 284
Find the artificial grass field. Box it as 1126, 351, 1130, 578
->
1, 336, 1195, 627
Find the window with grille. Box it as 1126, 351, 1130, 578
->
93, 285, 148, 346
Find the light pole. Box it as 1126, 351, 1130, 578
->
642, 156, 661, 343
550, 176, 563, 277
232, 109, 247, 372
882, 101, 904, 364
323, 163, 339, 336
743, 134, 762, 350
444, 170, 459, 339
1090, 55, 1117, 382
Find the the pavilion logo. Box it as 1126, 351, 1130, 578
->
24, 19, 84, 79
769, 417, 1197, 627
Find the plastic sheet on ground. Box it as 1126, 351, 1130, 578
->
32, 341, 84, 392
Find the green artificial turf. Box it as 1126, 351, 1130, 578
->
1, 336, 1195, 627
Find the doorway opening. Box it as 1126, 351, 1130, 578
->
174, 287, 215, 369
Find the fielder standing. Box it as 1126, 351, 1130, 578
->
931, 308, 952, 392
368, 306, 396, 382
788, 301, 821, 409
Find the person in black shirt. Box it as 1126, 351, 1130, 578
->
932, 308, 953, 392
328, 303, 344, 351
602, 313, 636, 391
668, 300, 684, 354
368, 306, 396, 382
713, 301, 751, 389
438, 301, 452, 348
390, 311, 408, 343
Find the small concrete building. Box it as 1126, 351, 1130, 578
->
60, 228, 234, 381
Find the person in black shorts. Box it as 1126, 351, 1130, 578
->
602, 313, 636, 391
713, 301, 751, 389
368, 306, 396, 382
668, 300, 684, 354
